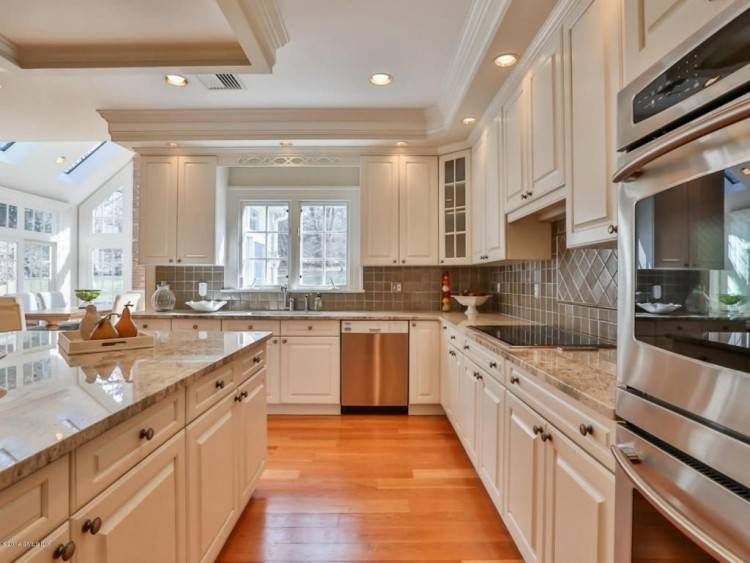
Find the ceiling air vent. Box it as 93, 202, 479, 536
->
196, 73, 245, 90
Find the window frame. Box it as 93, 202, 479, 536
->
239, 200, 291, 289
226, 186, 362, 292
22, 240, 55, 294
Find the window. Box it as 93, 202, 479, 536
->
91, 248, 124, 299
92, 189, 124, 234
0, 203, 18, 229
241, 204, 289, 287
299, 204, 348, 287
64, 141, 106, 175
23, 242, 53, 293
24, 208, 53, 234
0, 240, 17, 295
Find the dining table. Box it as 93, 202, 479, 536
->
25, 307, 111, 330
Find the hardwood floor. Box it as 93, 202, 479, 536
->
218, 415, 522, 562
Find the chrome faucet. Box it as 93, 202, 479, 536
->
288, 296, 296, 311
304, 294, 310, 311
280, 284, 288, 310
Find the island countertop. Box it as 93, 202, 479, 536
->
0, 329, 271, 491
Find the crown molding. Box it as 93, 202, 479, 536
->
437, 0, 512, 129
216, 0, 289, 73
99, 108, 429, 142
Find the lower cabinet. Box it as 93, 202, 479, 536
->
457, 360, 481, 461
14, 524, 71, 563
408, 321, 441, 404
71, 431, 187, 563
477, 371, 505, 505
280, 336, 340, 404
265, 337, 281, 404
236, 370, 268, 507
443, 344, 462, 428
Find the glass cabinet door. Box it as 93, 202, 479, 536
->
440, 151, 470, 264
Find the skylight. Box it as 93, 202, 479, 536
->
0, 142, 15, 152
63, 141, 107, 175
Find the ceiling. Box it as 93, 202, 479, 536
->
0, 0, 556, 148
0, 142, 133, 204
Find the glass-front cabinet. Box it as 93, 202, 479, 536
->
439, 151, 471, 265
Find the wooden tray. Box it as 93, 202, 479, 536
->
57, 330, 155, 355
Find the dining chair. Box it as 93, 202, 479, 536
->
38, 291, 67, 310
0, 297, 26, 332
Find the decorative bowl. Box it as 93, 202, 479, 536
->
75, 289, 101, 303
637, 302, 682, 314
185, 300, 227, 313
452, 294, 491, 317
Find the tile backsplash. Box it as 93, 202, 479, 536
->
152, 221, 619, 342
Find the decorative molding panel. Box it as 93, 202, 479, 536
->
234, 154, 343, 166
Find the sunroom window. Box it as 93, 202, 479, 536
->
241, 204, 290, 288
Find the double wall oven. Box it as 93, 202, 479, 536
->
615, 4, 750, 562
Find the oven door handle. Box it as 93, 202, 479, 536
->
611, 444, 741, 562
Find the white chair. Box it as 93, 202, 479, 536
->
38, 291, 67, 310
112, 292, 143, 315
8, 293, 41, 312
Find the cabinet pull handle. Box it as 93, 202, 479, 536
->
139, 427, 155, 441
509, 375, 520, 384
215, 379, 225, 389
82, 517, 102, 535
53, 541, 76, 561
533, 425, 543, 435
607, 224, 618, 235
541, 432, 552, 442
579, 423, 594, 436
489, 361, 497, 368
253, 355, 262, 363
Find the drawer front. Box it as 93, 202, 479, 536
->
235, 345, 266, 383
505, 362, 614, 470
445, 324, 465, 349
135, 318, 172, 331
186, 364, 236, 422
72, 391, 186, 510
0, 456, 69, 562
281, 320, 339, 336
221, 319, 280, 334
171, 318, 222, 332
464, 340, 504, 383
14, 523, 69, 563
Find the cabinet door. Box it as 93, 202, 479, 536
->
478, 373, 505, 505
236, 370, 267, 508
439, 152, 471, 265
361, 156, 400, 265
503, 393, 545, 563
265, 337, 281, 404
458, 361, 480, 461
399, 155, 438, 265
176, 156, 217, 264
408, 321, 440, 404
564, 0, 622, 247
186, 395, 237, 563
14, 523, 70, 563
71, 432, 186, 563
139, 156, 178, 265
502, 83, 528, 213
544, 427, 614, 563
528, 27, 565, 198
471, 130, 487, 263
483, 120, 504, 262
281, 336, 340, 404
447, 347, 462, 429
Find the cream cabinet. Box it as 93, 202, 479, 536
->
408, 321, 440, 405
443, 344, 462, 427
502, 84, 529, 214
563, 0, 622, 247
71, 432, 187, 563
477, 370, 505, 505
172, 318, 222, 332
361, 155, 438, 266
139, 155, 217, 265
280, 336, 340, 404
14, 523, 71, 563
439, 151, 471, 265
471, 123, 504, 264
622, 0, 737, 85
235, 369, 267, 508
458, 360, 481, 462
264, 336, 281, 404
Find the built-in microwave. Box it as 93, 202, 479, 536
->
614, 4, 750, 562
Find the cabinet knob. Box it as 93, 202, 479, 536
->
272, 339, 278, 344
142, 324, 149, 329
168, 258, 174, 263
463, 345, 470, 350
509, 375, 520, 384
521, 193, 527, 200
192, 324, 198, 329
282, 339, 288, 344
252, 355, 262, 363
411, 323, 416, 327
607, 224, 618, 235
248, 325, 253, 330
401, 260, 406, 264
533, 425, 543, 435
215, 379, 225, 389
579, 423, 594, 437
440, 260, 444, 264
527, 190, 533, 197
489, 361, 497, 368
541, 432, 552, 442
234, 394, 242, 402
177, 258, 182, 263
139, 427, 155, 441
241, 390, 248, 399
475, 373, 483, 381
53, 541, 76, 561
307, 325, 313, 330
392, 260, 397, 264
450, 335, 456, 340
82, 517, 102, 535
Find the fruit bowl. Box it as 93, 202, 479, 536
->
637, 302, 682, 314
186, 300, 227, 313
452, 294, 491, 318
75, 289, 101, 305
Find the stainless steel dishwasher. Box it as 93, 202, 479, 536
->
341, 321, 409, 413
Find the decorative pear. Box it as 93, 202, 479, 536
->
79, 305, 99, 340
90, 315, 119, 340
115, 302, 138, 338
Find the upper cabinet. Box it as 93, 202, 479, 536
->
501, 83, 528, 214
439, 151, 471, 265
563, 0, 622, 247
361, 155, 438, 266
622, 0, 736, 85
139, 155, 218, 265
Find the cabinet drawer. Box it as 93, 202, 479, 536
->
171, 318, 222, 332
14, 523, 70, 563
444, 324, 465, 349
72, 391, 185, 510
0, 456, 68, 563
505, 362, 614, 470
235, 346, 266, 382
464, 339, 503, 382
186, 364, 236, 422
281, 320, 339, 336
135, 318, 172, 331
222, 319, 280, 334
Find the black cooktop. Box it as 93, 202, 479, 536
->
471, 325, 614, 349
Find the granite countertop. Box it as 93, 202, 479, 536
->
0, 329, 271, 491
134, 309, 452, 321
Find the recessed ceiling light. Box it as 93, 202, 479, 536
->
396, 141, 408, 147
165, 74, 188, 87
279, 141, 293, 147
494, 53, 518, 68
462, 117, 477, 126
167, 142, 178, 148
369, 73, 393, 86
55, 156, 66, 164
741, 167, 750, 176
